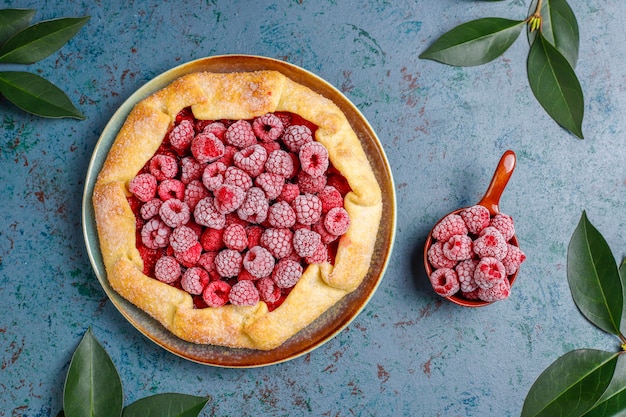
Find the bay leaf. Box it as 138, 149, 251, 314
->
0, 71, 85, 119
527, 32, 584, 138
0, 8, 36, 46
419, 17, 525, 66
528, 0, 579, 68
581, 353, 626, 417
122, 394, 209, 417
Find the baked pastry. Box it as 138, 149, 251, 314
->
92, 70, 382, 350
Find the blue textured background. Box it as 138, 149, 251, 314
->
1, 1, 625, 416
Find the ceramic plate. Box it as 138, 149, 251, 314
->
82, 55, 396, 367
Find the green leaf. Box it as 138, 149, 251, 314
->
0, 16, 89, 64
521, 349, 619, 417
528, 0, 580, 68
0, 9, 36, 46
567, 212, 622, 335
63, 329, 123, 417
122, 394, 209, 417
419, 18, 525, 66
0, 71, 85, 119
581, 353, 626, 417
527, 32, 584, 138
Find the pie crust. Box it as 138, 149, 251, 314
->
92, 70, 382, 350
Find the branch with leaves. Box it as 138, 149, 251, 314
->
420, 0, 584, 139
0, 9, 89, 119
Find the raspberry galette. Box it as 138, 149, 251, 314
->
92, 70, 382, 350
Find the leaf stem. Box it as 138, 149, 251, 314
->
526, 0, 544, 32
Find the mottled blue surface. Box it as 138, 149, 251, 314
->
1, 1, 626, 416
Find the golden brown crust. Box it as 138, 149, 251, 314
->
93, 70, 381, 350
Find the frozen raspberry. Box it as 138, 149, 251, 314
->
213, 184, 246, 214
427, 241, 457, 269
225, 212, 249, 228
181, 267, 210, 295
174, 241, 202, 268
282, 124, 313, 152
234, 145, 268, 178
491, 214, 515, 241
463, 288, 482, 300
255, 172, 285, 200
429, 268, 460, 297
297, 171, 327, 194
323, 207, 350, 236
261, 228, 293, 259
275, 112, 292, 129
293, 228, 321, 258
246, 225, 264, 248
225, 120, 256, 148
474, 257, 506, 289
318, 186, 343, 213
140, 198, 163, 220
299, 141, 329, 178
200, 227, 224, 251
258, 140, 282, 156
149, 154, 178, 181
312, 220, 338, 244
217, 145, 238, 166
201, 121, 227, 141
237, 269, 257, 282
442, 235, 473, 261
252, 113, 284, 142
502, 243, 526, 275
168, 119, 195, 151
223, 166, 253, 191
203, 280, 231, 307
197, 251, 218, 274
214, 249, 242, 278
157, 178, 185, 201
129, 173, 157, 202
276, 183, 300, 204
292, 194, 323, 226
265, 150, 295, 178
243, 246, 275, 278
460, 205, 491, 235
141, 218, 171, 249
222, 223, 248, 251
191, 132, 224, 164
201, 161, 226, 191
237, 187, 269, 224
326, 171, 351, 196
256, 277, 281, 303
432, 214, 468, 242
194, 197, 226, 229
159, 198, 190, 228
478, 278, 511, 302
229, 280, 260, 306
268, 201, 297, 228
473, 227, 508, 260
272, 259, 303, 289
154, 256, 181, 284
169, 225, 198, 252
183, 180, 209, 211
455, 259, 479, 293
305, 241, 329, 264
194, 119, 213, 133
180, 156, 204, 184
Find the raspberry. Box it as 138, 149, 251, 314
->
267, 201, 297, 228
323, 207, 350, 236
272, 259, 303, 288
169, 225, 198, 252
183, 180, 209, 211
200, 227, 224, 251
265, 150, 295, 178
214, 249, 242, 278
312, 220, 338, 244
256, 277, 281, 303
478, 278, 511, 302
252, 113, 284, 142
129, 173, 157, 202
243, 246, 275, 278
455, 259, 479, 293
326, 171, 351, 196
194, 197, 226, 229
175, 107, 194, 125
305, 241, 329, 264
292, 194, 323, 226
234, 144, 268, 177
140, 198, 163, 220
229, 280, 260, 306
246, 225, 264, 248
261, 227, 293, 259
258, 140, 282, 155
180, 156, 204, 184
293, 228, 321, 258
217, 145, 238, 166
214, 184, 245, 214
225, 212, 249, 228
429, 268, 460, 297
191, 132, 224, 164
460, 205, 490, 235
282, 124, 313, 152
502, 243, 526, 275
275, 112, 292, 129
194, 119, 213, 133
224, 166, 253, 191
256, 172, 285, 200
276, 183, 300, 204
201, 121, 227, 141
197, 251, 218, 274
225, 120, 256, 148
297, 171, 327, 194
157, 178, 185, 201
426, 241, 457, 269
474, 257, 506, 289
203, 280, 231, 307
237, 187, 269, 224
157, 198, 189, 228
141, 218, 171, 249
149, 154, 178, 181
222, 223, 248, 251
174, 241, 202, 268
473, 227, 508, 260
237, 269, 257, 281
168, 119, 195, 151
491, 213, 515, 241
442, 235, 473, 261
201, 161, 226, 191
432, 213, 468, 242
299, 141, 329, 178
463, 288, 482, 300
318, 186, 343, 213
181, 267, 210, 295
154, 255, 181, 284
